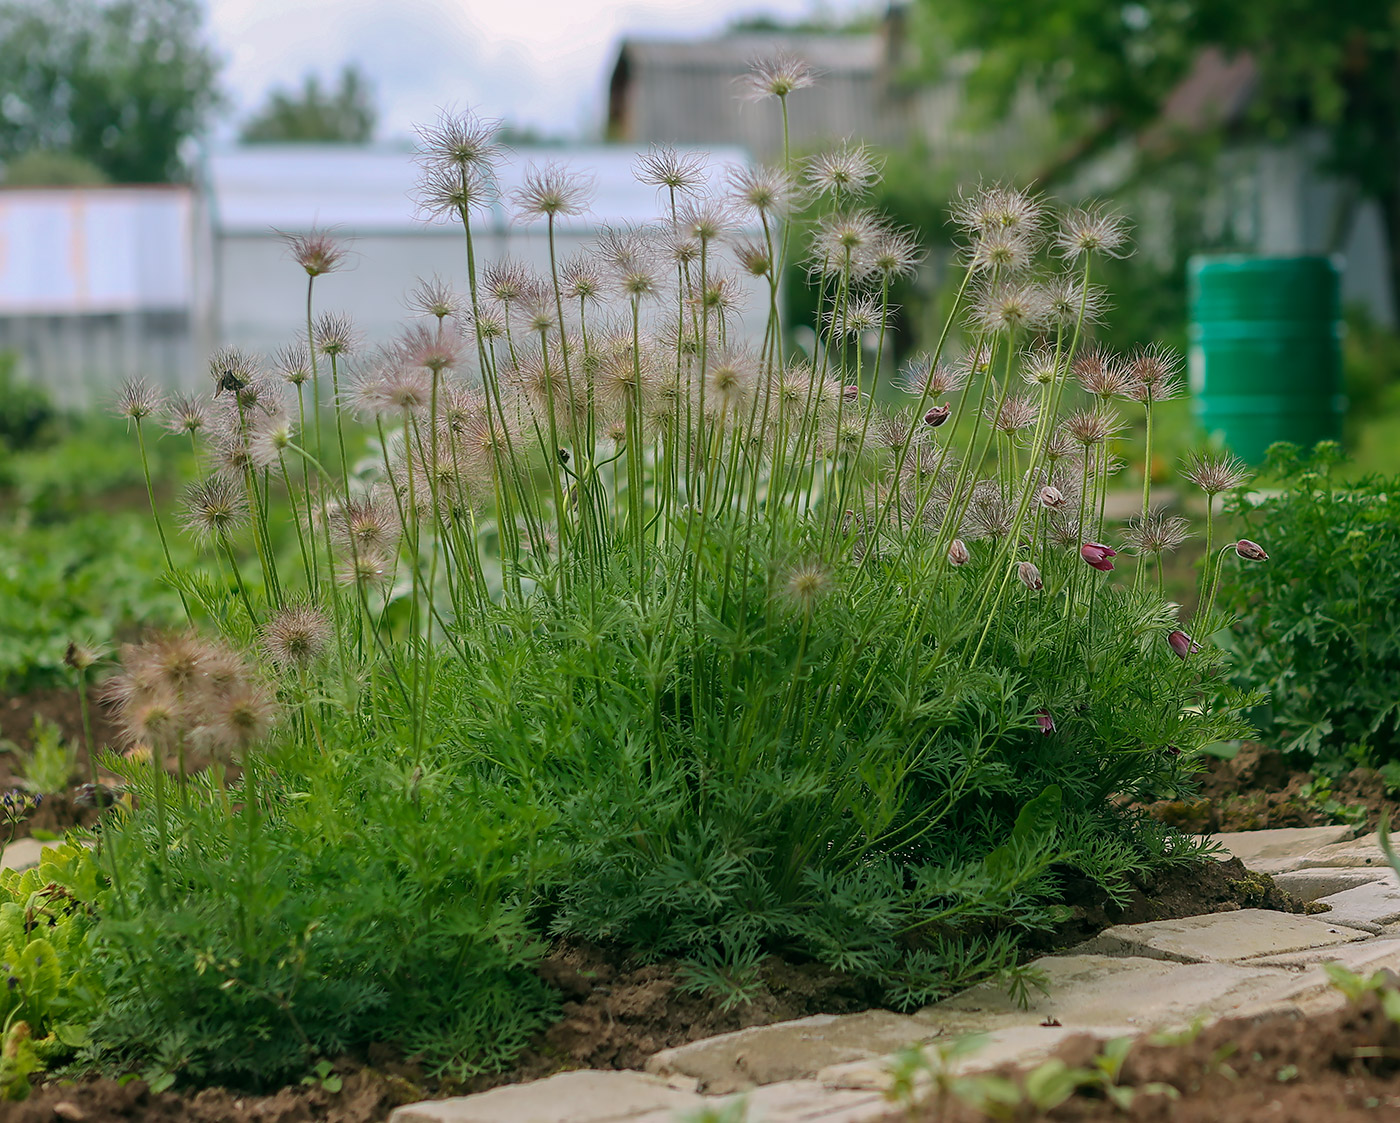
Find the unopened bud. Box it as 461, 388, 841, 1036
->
1035, 708, 1055, 735
948, 538, 970, 566
842, 384, 860, 403
1167, 629, 1200, 660
1235, 538, 1268, 561
923, 403, 951, 427
1017, 561, 1044, 591
1039, 485, 1065, 510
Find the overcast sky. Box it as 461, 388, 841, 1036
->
207, 0, 875, 142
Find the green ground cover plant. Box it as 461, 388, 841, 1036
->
43, 57, 1269, 1090
1222, 442, 1400, 769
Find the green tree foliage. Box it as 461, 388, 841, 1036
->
0, 0, 220, 184
913, 0, 1400, 318
239, 64, 377, 144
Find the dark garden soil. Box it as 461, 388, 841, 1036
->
4, 859, 1311, 1122
896, 991, 1400, 1122
1142, 741, 1400, 835
0, 688, 117, 841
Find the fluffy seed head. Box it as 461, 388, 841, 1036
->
512, 163, 593, 221
805, 142, 882, 199
416, 108, 502, 172
262, 603, 332, 669
164, 391, 207, 436
409, 276, 463, 321
209, 346, 260, 398
970, 280, 1050, 334
1182, 450, 1251, 496
314, 312, 356, 357
634, 145, 708, 193
729, 164, 797, 217
1074, 347, 1132, 400
1125, 510, 1192, 554
182, 476, 248, 543
273, 343, 311, 387
1064, 406, 1127, 446
968, 225, 1036, 274
114, 378, 163, 422
743, 53, 815, 100
1124, 343, 1185, 403
1056, 205, 1131, 260
778, 559, 832, 613
952, 183, 1044, 237
281, 228, 347, 276
900, 354, 967, 399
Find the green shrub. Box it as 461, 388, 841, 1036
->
85, 86, 1256, 1087
90, 731, 556, 1086
0, 355, 55, 454
1222, 442, 1400, 766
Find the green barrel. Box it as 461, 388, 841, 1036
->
1188, 255, 1344, 463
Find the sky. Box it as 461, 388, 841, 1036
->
206, 0, 875, 142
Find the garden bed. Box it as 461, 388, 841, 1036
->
901, 992, 1400, 1122
9, 857, 1303, 1120
1143, 742, 1400, 835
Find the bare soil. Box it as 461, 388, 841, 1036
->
1142, 741, 1400, 835
0, 688, 118, 840
900, 992, 1400, 1122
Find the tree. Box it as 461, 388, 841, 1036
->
913, 0, 1400, 319
240, 65, 377, 144
0, 0, 220, 184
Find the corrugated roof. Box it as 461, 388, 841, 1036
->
206, 143, 756, 236
619, 34, 883, 74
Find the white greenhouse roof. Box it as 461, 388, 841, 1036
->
206, 143, 756, 237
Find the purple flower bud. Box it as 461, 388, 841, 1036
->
1039, 485, 1065, 510
1235, 538, 1268, 561
1018, 561, 1044, 591
842, 384, 860, 403
948, 538, 970, 566
1080, 542, 1117, 572
1035, 709, 1055, 735
923, 403, 951, 427
1167, 629, 1200, 659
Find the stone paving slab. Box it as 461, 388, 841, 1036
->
386, 1071, 702, 1123
1208, 826, 1354, 873
919, 954, 1296, 1033
1251, 936, 1400, 971
1272, 867, 1391, 902
1071, 909, 1364, 963
0, 837, 61, 871
817, 1024, 1102, 1093
644, 1010, 937, 1094
716, 1080, 889, 1122
1312, 881, 1400, 934
1295, 837, 1394, 870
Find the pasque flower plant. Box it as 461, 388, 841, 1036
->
92, 56, 1266, 1084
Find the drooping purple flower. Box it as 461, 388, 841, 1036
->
1167, 629, 1200, 660
948, 538, 970, 567
1235, 539, 1268, 561
1036, 709, 1055, 735
923, 403, 951, 427
1080, 542, 1117, 572
1039, 485, 1065, 510
1018, 561, 1044, 591
842, 384, 860, 403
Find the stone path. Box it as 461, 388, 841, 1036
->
390, 824, 1400, 1123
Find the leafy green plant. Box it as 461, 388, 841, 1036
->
85, 61, 1260, 1087
0, 843, 105, 1099
3, 718, 78, 797
1221, 442, 1400, 766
